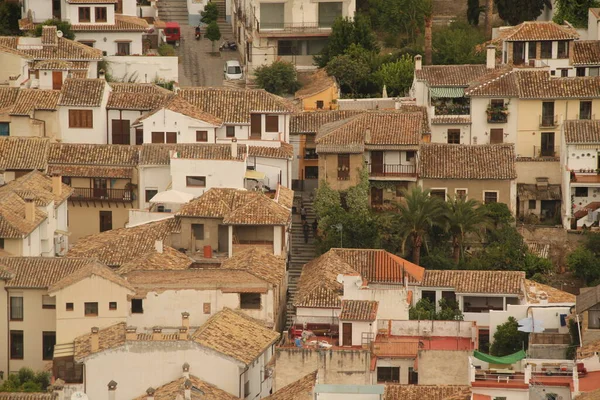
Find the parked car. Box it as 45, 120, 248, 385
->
164, 22, 181, 44
224, 60, 243, 80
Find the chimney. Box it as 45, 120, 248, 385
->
126, 326, 137, 341
486, 45, 496, 69
99, 69, 106, 80
107, 380, 117, 400
154, 239, 163, 254
231, 138, 238, 158
52, 172, 62, 196
52, 378, 65, 400
179, 326, 188, 340
365, 128, 371, 144
91, 327, 99, 352
184, 378, 192, 400
24, 195, 36, 222
414, 55, 422, 71
182, 362, 190, 379
146, 387, 155, 400
182, 311, 190, 329
152, 326, 162, 341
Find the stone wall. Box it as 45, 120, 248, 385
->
518, 225, 585, 269
418, 350, 472, 385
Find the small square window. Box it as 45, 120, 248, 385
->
203, 302, 211, 314
79, 7, 91, 22
186, 176, 206, 187
484, 191, 498, 204
66, 302, 74, 311
226, 126, 235, 138
240, 293, 261, 309
430, 189, 446, 200
42, 295, 56, 309
95, 7, 107, 22
456, 189, 467, 199
316, 100, 324, 109
145, 189, 158, 203
406, 151, 415, 162
84, 302, 98, 316
196, 130, 208, 142
529, 200, 536, 209
109, 302, 117, 310
132, 299, 143, 313
575, 187, 589, 197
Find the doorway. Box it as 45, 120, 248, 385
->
52, 71, 63, 90
99, 211, 112, 232
342, 323, 352, 346
513, 42, 525, 65
371, 151, 384, 175
541, 132, 555, 157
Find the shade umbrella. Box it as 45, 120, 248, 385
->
149, 189, 194, 204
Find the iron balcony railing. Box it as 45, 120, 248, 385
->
368, 163, 417, 177
539, 114, 558, 127
71, 187, 133, 202
257, 21, 334, 33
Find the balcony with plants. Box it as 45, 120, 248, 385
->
486, 105, 509, 123
432, 98, 470, 116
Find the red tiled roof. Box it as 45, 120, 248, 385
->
340, 300, 378, 321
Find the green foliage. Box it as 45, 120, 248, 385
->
553, 0, 599, 28
373, 54, 414, 97
568, 246, 600, 285
566, 319, 580, 360
205, 21, 221, 51
154, 78, 175, 91
158, 44, 176, 56
326, 49, 372, 96
34, 19, 75, 40
0, 1, 21, 36
493, 0, 550, 25
467, 0, 483, 26
254, 60, 301, 95
0, 368, 50, 392
200, 2, 219, 24
490, 317, 529, 356
409, 298, 464, 320
366, 0, 429, 43
346, 166, 370, 215
315, 15, 379, 67
432, 21, 487, 65
445, 196, 490, 263
484, 202, 514, 227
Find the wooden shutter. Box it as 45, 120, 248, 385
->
250, 114, 262, 137
490, 129, 503, 144
265, 115, 278, 132
135, 128, 143, 145
196, 131, 208, 142
166, 132, 177, 143
151, 132, 164, 143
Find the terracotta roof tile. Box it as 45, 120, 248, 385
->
384, 385, 470, 400
133, 376, 239, 400
0, 87, 20, 109
275, 185, 294, 208
0, 191, 47, 237
68, 0, 117, 3
116, 246, 192, 274
415, 65, 493, 87
578, 339, 600, 359
0, 257, 96, 288
179, 87, 294, 124
431, 116, 472, 125
48, 143, 138, 166
136, 95, 222, 126
58, 78, 106, 106
191, 308, 280, 365
524, 279, 575, 304
220, 247, 285, 285
41, 26, 57, 46
247, 142, 294, 159
223, 194, 291, 225
465, 69, 520, 97
422, 270, 525, 294
295, 69, 337, 99
264, 371, 317, 400
0, 171, 72, 207
48, 165, 133, 179
0, 394, 56, 400
74, 322, 126, 361
107, 82, 172, 110
48, 260, 135, 293
419, 143, 517, 180
564, 120, 600, 144
290, 110, 365, 134
496, 21, 579, 42
67, 218, 180, 266
573, 41, 600, 65
71, 14, 149, 32
10, 89, 60, 115
333, 248, 424, 284
340, 300, 378, 321
32, 60, 90, 71
0, 137, 49, 171
0, 35, 102, 60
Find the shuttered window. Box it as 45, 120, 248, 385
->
69, 110, 93, 128
265, 115, 278, 132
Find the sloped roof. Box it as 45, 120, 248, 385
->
263, 371, 317, 400
495, 21, 579, 42
71, 14, 149, 32
573, 41, 600, 65
419, 143, 517, 180
340, 300, 378, 321
247, 143, 294, 159
0, 34, 102, 61
422, 270, 525, 294
48, 143, 138, 179
295, 69, 337, 99
564, 120, 600, 144
67, 218, 180, 267
9, 89, 60, 115
290, 110, 365, 134
192, 308, 280, 365
136, 95, 223, 126
384, 385, 470, 400
415, 65, 492, 87
220, 247, 285, 285
524, 279, 575, 304
0, 257, 95, 288
0, 192, 47, 238
179, 87, 294, 124
275, 185, 293, 208
0, 87, 20, 111
58, 78, 106, 107
0, 136, 49, 170
133, 375, 239, 400
332, 248, 424, 284
107, 82, 172, 110
74, 322, 126, 361
0, 170, 72, 207
116, 246, 193, 275
48, 260, 135, 293
0, 393, 56, 399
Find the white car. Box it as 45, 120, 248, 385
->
224, 60, 243, 80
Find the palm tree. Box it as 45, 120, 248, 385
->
445, 196, 490, 264
397, 186, 445, 265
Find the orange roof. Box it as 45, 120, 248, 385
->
390, 254, 424, 282
473, 395, 491, 400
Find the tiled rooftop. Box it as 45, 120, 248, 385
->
0, 191, 47, 238
422, 270, 525, 294
495, 21, 579, 42
263, 371, 317, 400
524, 279, 575, 304
48, 143, 139, 179
0, 257, 95, 288
220, 247, 286, 285
0, 393, 57, 399
0, 33, 102, 61
290, 110, 365, 134
573, 41, 600, 65
0, 136, 49, 171
10, 89, 60, 115
137, 95, 223, 126
0, 87, 20, 110
0, 171, 72, 207
295, 69, 337, 99
74, 322, 127, 361
116, 246, 193, 275
333, 248, 424, 284
133, 376, 239, 400
564, 120, 600, 144
415, 65, 492, 87
58, 78, 106, 107
383, 385, 470, 400
71, 14, 149, 32
48, 260, 134, 293
340, 300, 378, 321
107, 82, 172, 110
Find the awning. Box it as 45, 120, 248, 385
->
430, 87, 465, 98
473, 350, 526, 365
245, 170, 266, 180
149, 189, 194, 204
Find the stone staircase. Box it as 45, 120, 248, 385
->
214, 0, 227, 22
285, 196, 317, 328
157, 0, 189, 25
216, 20, 234, 41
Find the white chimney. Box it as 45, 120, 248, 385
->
52, 173, 62, 196
182, 362, 190, 379
91, 327, 99, 352
231, 138, 238, 158
152, 326, 162, 341
414, 55, 422, 71
154, 239, 163, 254
182, 312, 190, 329
24, 196, 36, 222
108, 380, 117, 400
486, 45, 496, 69
146, 387, 155, 400
184, 379, 192, 400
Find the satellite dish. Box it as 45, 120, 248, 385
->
71, 392, 89, 400
57, 30, 64, 38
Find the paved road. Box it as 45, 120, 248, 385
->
176, 25, 239, 87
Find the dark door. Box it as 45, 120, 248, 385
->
342, 323, 352, 346
52, 71, 63, 90
250, 114, 262, 139
135, 128, 143, 145
99, 211, 112, 232
371, 151, 384, 174
513, 42, 525, 65
166, 132, 177, 143
371, 187, 383, 206
542, 102, 555, 126
111, 119, 130, 144
490, 129, 503, 144
93, 178, 107, 199
541, 132, 555, 157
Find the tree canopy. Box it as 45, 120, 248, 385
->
568, 233, 600, 285
432, 21, 487, 65
490, 317, 529, 356
200, 2, 219, 24
205, 21, 221, 52
553, 0, 600, 28
0, 1, 21, 36
0, 368, 50, 392
494, 0, 551, 25
254, 60, 301, 95
409, 298, 464, 320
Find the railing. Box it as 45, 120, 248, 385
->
71, 187, 133, 202
487, 110, 508, 123
304, 153, 318, 160
257, 21, 334, 34
539, 114, 558, 127
576, 114, 595, 120
474, 371, 525, 383
434, 104, 470, 116
368, 163, 417, 177
533, 145, 560, 158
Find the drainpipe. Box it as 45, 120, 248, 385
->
106, 109, 109, 144
31, 110, 46, 138
238, 365, 249, 398
5, 288, 9, 379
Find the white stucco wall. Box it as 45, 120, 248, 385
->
141, 109, 219, 144
59, 105, 107, 143
139, 165, 172, 209
105, 56, 179, 82
469, 97, 518, 146
339, 320, 375, 347
295, 307, 340, 325
74, 32, 143, 56
25, 0, 53, 22
471, 387, 528, 400
170, 157, 246, 196
340, 276, 409, 321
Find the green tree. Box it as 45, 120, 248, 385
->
0, 1, 21, 36
326, 50, 371, 96
445, 196, 489, 264
467, 0, 483, 26
493, 0, 551, 25
553, 0, 599, 28
396, 186, 446, 265
409, 298, 464, 320
33, 19, 75, 40
568, 246, 600, 285
200, 2, 219, 24
490, 316, 529, 356
432, 21, 487, 65
205, 21, 221, 52
315, 15, 378, 67
254, 60, 300, 95
566, 319, 580, 360
373, 54, 414, 97
0, 368, 50, 392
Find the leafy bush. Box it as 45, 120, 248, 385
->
490, 317, 529, 356
409, 298, 464, 320
34, 19, 75, 40
432, 21, 486, 65
315, 15, 378, 67
0, 368, 50, 392
553, 0, 599, 28
158, 44, 176, 56
373, 54, 414, 97
200, 2, 219, 24
494, 0, 550, 25
568, 246, 600, 285
205, 21, 221, 52
0, 1, 21, 35
254, 60, 300, 95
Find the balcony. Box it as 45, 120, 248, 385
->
257, 22, 332, 37
71, 187, 133, 202
570, 171, 600, 184
539, 115, 558, 128
368, 163, 417, 177
486, 107, 508, 123
434, 104, 470, 116
533, 145, 560, 159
